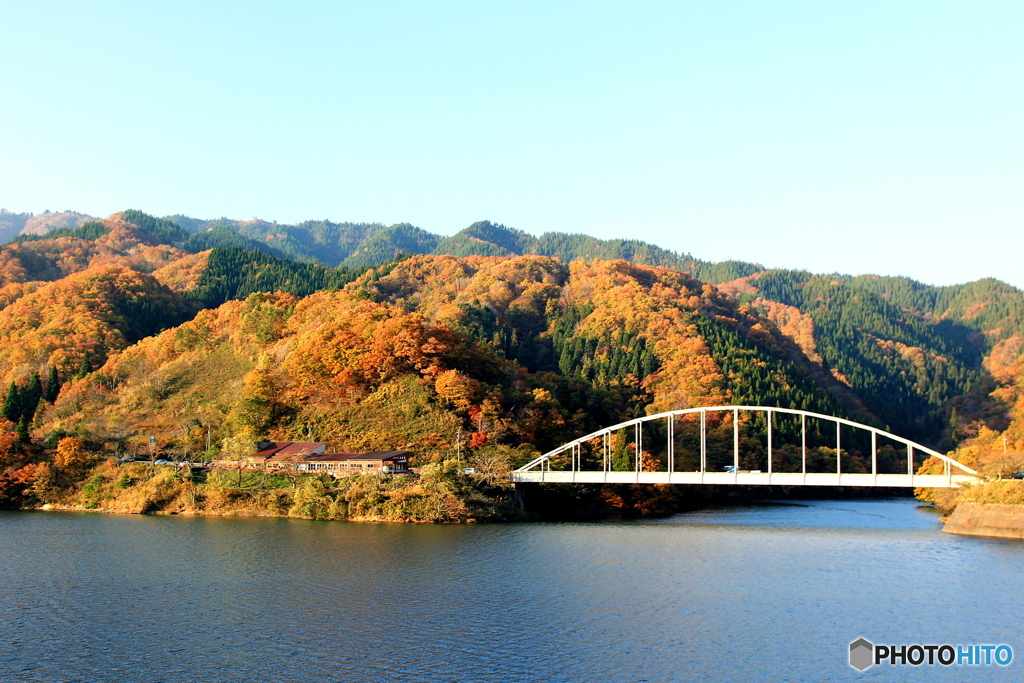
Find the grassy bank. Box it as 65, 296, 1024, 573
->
28, 459, 524, 523
915, 450, 1024, 513
919, 479, 1024, 514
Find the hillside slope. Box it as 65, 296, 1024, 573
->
719, 269, 1024, 442
0, 265, 196, 385
3, 208, 1022, 460
0, 213, 191, 289
36, 256, 875, 490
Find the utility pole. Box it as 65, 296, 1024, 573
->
206, 425, 212, 453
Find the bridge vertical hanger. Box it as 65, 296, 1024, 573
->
733, 408, 739, 483
603, 432, 610, 473
871, 431, 877, 485
767, 409, 773, 476
700, 409, 707, 474
836, 422, 842, 475
635, 423, 641, 474
906, 443, 913, 476
667, 414, 674, 476
801, 413, 807, 483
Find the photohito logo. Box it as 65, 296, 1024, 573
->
848, 638, 1013, 672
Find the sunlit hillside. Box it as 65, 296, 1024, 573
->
0, 210, 1022, 518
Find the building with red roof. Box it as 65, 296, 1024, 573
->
215, 441, 411, 477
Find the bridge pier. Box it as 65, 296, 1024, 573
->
512, 483, 527, 511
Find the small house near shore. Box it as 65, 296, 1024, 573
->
292, 451, 412, 475
215, 441, 412, 477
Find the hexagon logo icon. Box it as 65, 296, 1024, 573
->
849, 638, 874, 671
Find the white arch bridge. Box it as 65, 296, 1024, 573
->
512, 406, 978, 488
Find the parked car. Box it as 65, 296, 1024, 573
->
1011, 472, 1024, 480
154, 459, 170, 465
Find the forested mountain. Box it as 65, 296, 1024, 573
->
0, 213, 192, 289
180, 247, 383, 307
157, 215, 762, 282
431, 221, 762, 283
0, 212, 379, 385
0, 210, 94, 242
718, 269, 1024, 444
361, 255, 849, 427
7, 210, 763, 284
345, 223, 440, 268
837, 274, 1024, 342
37, 255, 857, 477
0, 265, 195, 385
165, 215, 395, 266
0, 207, 1022, 498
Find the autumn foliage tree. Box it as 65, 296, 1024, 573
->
54, 437, 91, 470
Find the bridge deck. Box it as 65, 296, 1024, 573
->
511, 471, 973, 488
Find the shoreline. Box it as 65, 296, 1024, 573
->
942, 501, 1024, 540
22, 489, 934, 526
33, 502, 477, 524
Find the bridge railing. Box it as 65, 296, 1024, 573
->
514, 406, 977, 486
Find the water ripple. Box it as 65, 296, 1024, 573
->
1, 500, 1021, 682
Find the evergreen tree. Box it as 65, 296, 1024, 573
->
45, 366, 60, 403
184, 247, 377, 308
2, 382, 20, 423
22, 372, 42, 422
16, 415, 29, 443
76, 352, 92, 380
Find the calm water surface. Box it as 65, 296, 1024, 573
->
1, 499, 1020, 682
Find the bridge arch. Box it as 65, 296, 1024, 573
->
513, 406, 978, 488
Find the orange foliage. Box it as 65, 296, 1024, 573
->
0, 420, 17, 464
35, 252, 852, 464
282, 292, 467, 396
756, 299, 822, 364
434, 369, 482, 410
0, 218, 191, 288
54, 437, 89, 469
11, 463, 41, 485
363, 254, 564, 326
365, 255, 782, 413
152, 251, 211, 292
561, 259, 727, 411
0, 281, 45, 310
0, 265, 194, 384
984, 337, 1024, 450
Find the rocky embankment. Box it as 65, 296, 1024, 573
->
942, 502, 1024, 539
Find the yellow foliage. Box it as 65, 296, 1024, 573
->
434, 369, 482, 410
54, 437, 90, 469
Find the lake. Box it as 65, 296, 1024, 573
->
1, 498, 1020, 682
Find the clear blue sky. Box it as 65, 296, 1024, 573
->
1, 1, 1021, 287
